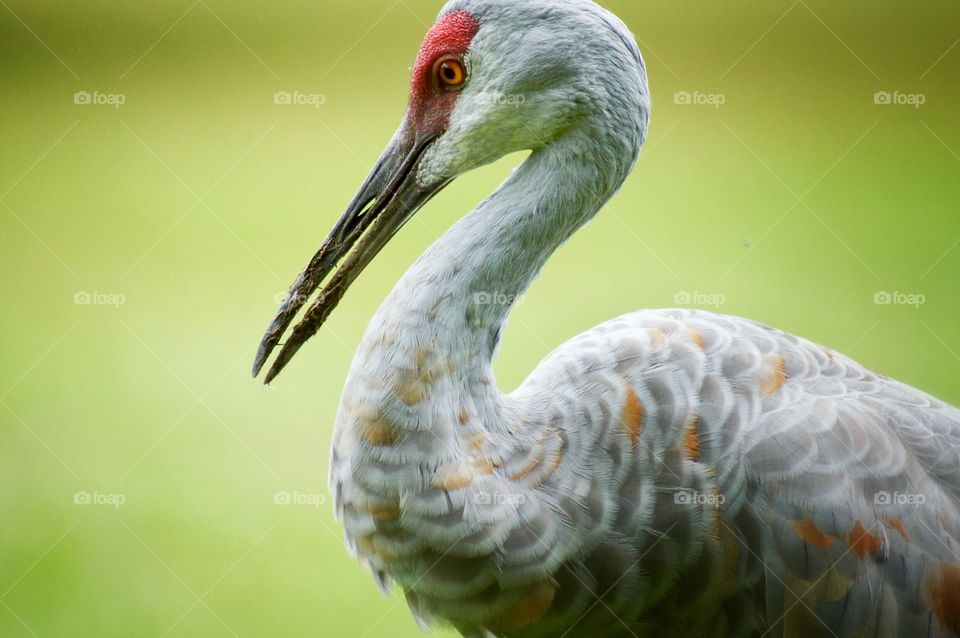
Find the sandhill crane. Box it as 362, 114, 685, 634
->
253, 1, 960, 636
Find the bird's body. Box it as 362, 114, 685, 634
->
255, 1, 960, 636
333, 306, 960, 637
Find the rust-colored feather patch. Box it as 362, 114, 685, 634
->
684, 417, 701, 461
687, 327, 706, 350
885, 516, 910, 542
472, 456, 499, 475
498, 580, 558, 631
468, 432, 488, 451
531, 446, 564, 488
792, 518, 835, 549
847, 520, 883, 559
358, 421, 398, 446
761, 354, 788, 396
364, 503, 401, 521
927, 563, 960, 633
395, 378, 426, 406
509, 457, 541, 481
620, 386, 645, 447
432, 464, 475, 491
355, 535, 376, 555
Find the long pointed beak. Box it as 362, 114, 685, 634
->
252, 123, 449, 383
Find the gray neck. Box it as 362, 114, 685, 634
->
363, 122, 641, 394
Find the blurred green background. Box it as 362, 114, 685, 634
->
1, 0, 958, 636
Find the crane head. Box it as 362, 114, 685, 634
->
253, 0, 648, 382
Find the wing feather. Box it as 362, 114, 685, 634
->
528, 309, 960, 636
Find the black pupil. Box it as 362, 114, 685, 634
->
442, 65, 457, 81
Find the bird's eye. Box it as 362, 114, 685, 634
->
434, 56, 466, 91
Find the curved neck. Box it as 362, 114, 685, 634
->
368, 125, 639, 378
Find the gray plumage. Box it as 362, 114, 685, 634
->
273, 1, 960, 635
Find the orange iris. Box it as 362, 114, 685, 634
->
435, 57, 466, 90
